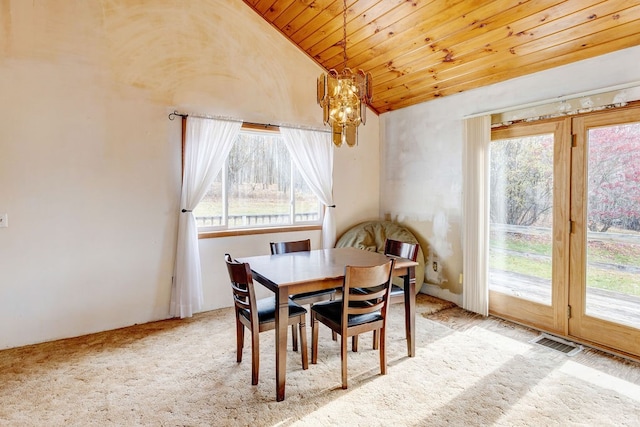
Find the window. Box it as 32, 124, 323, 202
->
193, 127, 322, 230
490, 130, 555, 306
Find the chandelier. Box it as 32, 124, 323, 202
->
317, 0, 372, 147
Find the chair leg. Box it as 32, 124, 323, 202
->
341, 334, 348, 389
291, 324, 299, 352
251, 328, 260, 385
311, 312, 319, 364
373, 330, 379, 350
330, 295, 338, 342
235, 316, 244, 363
352, 335, 359, 352
298, 317, 309, 370
379, 327, 387, 375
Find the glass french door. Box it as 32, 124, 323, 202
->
489, 106, 640, 358
569, 108, 640, 357
489, 119, 571, 334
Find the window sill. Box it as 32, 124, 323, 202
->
198, 224, 322, 239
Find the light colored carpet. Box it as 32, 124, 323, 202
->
1, 295, 639, 426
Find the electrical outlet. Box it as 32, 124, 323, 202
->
0, 213, 7, 228
432, 261, 438, 272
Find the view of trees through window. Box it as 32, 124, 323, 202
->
193, 130, 321, 229
489, 121, 640, 303
588, 124, 640, 233
584, 123, 640, 315
490, 134, 554, 228
489, 133, 555, 304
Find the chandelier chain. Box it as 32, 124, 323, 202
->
342, 0, 347, 70
317, 0, 371, 147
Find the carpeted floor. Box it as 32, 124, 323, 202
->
1, 295, 639, 426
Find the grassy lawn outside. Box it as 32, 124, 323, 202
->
490, 231, 640, 297
193, 183, 320, 220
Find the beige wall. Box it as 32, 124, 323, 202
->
381, 45, 640, 305
6, 0, 634, 350
0, 0, 380, 349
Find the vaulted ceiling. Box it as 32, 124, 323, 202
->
242, 0, 640, 115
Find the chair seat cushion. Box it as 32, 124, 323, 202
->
240, 297, 307, 325
311, 300, 382, 329
291, 288, 337, 301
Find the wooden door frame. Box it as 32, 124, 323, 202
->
569, 106, 640, 358
489, 117, 571, 335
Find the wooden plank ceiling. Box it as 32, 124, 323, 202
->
242, 0, 640, 114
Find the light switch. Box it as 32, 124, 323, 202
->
0, 213, 7, 228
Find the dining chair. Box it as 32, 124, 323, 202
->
384, 238, 421, 304
269, 239, 337, 350
352, 238, 421, 351
310, 259, 395, 389
225, 253, 309, 385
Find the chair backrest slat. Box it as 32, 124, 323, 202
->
342, 260, 395, 320
270, 239, 311, 255
348, 287, 386, 302
349, 300, 385, 315
225, 254, 259, 327
231, 283, 251, 310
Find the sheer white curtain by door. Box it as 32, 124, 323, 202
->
462, 115, 491, 316
280, 127, 335, 249
171, 117, 242, 318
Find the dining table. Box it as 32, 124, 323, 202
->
237, 246, 419, 402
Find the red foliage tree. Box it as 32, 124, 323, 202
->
588, 123, 640, 232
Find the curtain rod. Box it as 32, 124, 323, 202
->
463, 80, 640, 119
168, 110, 330, 134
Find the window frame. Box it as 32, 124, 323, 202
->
196, 125, 323, 238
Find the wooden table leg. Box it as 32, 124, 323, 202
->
275, 287, 289, 401
404, 266, 416, 357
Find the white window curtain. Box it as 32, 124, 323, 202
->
462, 115, 491, 316
280, 127, 336, 249
170, 117, 242, 318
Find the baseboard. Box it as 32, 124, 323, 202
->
419, 282, 462, 306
